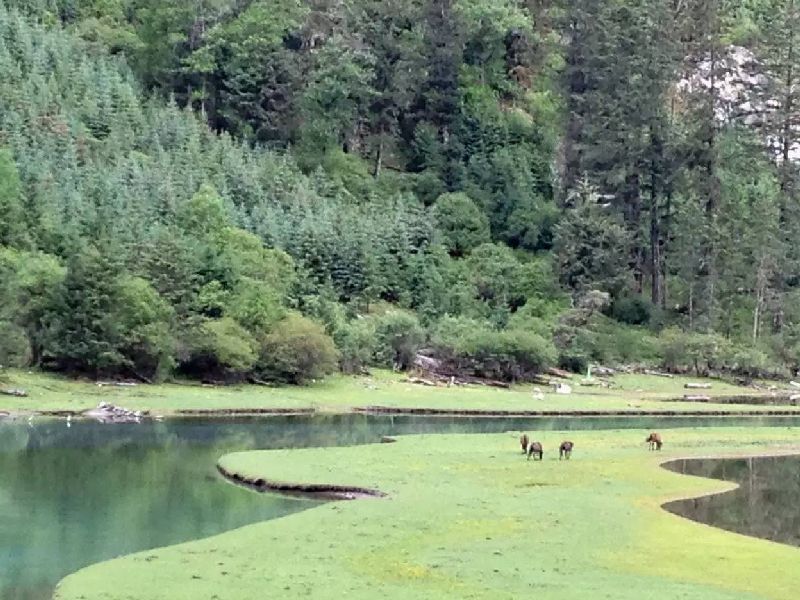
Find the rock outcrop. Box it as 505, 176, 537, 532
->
83, 402, 146, 423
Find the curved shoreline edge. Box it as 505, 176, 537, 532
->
216, 463, 387, 500
657, 450, 800, 542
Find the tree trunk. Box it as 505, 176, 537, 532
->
562, 16, 587, 200
373, 135, 383, 178
624, 171, 643, 294
649, 123, 665, 305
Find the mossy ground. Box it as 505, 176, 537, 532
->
0, 369, 794, 415
55, 427, 800, 600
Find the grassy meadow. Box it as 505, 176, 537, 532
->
54, 427, 800, 600
0, 368, 796, 415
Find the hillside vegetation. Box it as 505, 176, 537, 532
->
1, 1, 799, 384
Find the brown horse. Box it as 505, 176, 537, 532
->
646, 432, 663, 451
559, 441, 574, 460
527, 441, 543, 461
520, 434, 530, 454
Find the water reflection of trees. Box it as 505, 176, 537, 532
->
665, 456, 800, 547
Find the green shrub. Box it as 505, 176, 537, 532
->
462, 328, 556, 381
227, 279, 285, 335
430, 316, 485, 358
430, 317, 556, 381
183, 317, 258, 378
431, 192, 490, 257
336, 318, 376, 374
727, 345, 771, 377
554, 315, 660, 371
258, 314, 338, 384
413, 169, 447, 206
372, 310, 425, 370
659, 328, 731, 374
112, 276, 175, 381
610, 295, 652, 325
0, 321, 31, 367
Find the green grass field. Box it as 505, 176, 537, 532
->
0, 368, 796, 415
55, 427, 800, 600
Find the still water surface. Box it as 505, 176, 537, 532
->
2, 413, 800, 600
664, 454, 800, 547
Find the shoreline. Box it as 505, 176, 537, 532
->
658, 447, 800, 505
657, 449, 800, 548
354, 405, 800, 417
216, 463, 387, 500
5, 406, 800, 421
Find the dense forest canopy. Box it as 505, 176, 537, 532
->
0, 0, 799, 383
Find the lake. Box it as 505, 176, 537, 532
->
2, 413, 800, 599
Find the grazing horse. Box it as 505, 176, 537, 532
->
646, 432, 663, 451
559, 441, 574, 460
527, 441, 543, 461
520, 434, 530, 454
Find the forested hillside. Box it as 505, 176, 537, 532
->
0, 0, 798, 383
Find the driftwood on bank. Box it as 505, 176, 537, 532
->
410, 353, 513, 388
1, 388, 27, 397
546, 367, 573, 379
580, 378, 612, 388
405, 373, 511, 389
643, 369, 674, 378
591, 366, 616, 377
683, 394, 712, 402
405, 376, 438, 387
684, 382, 712, 389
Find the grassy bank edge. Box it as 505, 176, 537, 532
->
2, 368, 799, 416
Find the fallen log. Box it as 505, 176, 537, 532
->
591, 366, 616, 377
405, 377, 439, 387
457, 375, 510, 389
644, 369, 674, 378
546, 367, 573, 379
1, 388, 27, 397
684, 383, 712, 389
683, 394, 711, 402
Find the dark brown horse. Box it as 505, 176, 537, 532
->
646, 432, 663, 451
527, 441, 543, 461
559, 441, 574, 460
520, 434, 530, 454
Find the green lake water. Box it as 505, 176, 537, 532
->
2, 413, 800, 599
664, 454, 800, 547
